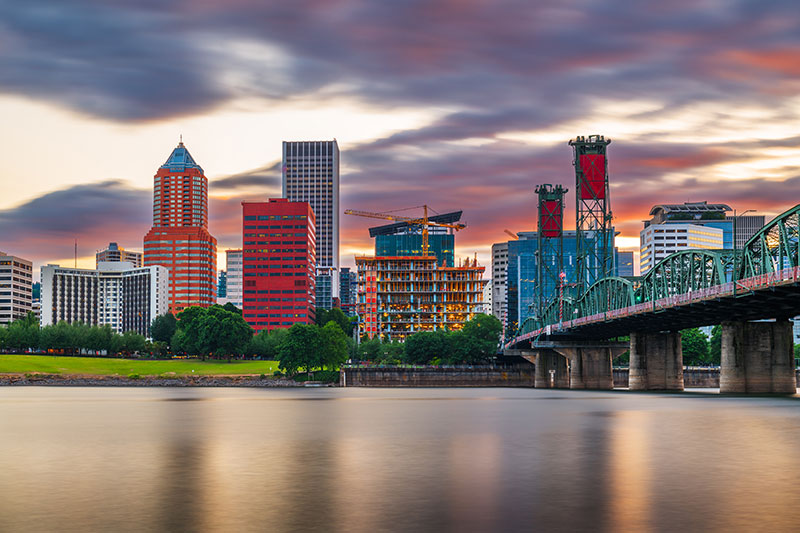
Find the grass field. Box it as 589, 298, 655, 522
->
0, 354, 280, 377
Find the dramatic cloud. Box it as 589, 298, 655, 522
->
2, 1, 800, 273
0, 181, 150, 264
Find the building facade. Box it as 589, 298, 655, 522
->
143, 142, 217, 313
640, 202, 733, 274
96, 242, 142, 268
615, 250, 635, 277
356, 255, 486, 342
0, 252, 33, 325
241, 199, 316, 333
223, 249, 243, 308
217, 270, 227, 298
40, 262, 168, 337
731, 214, 766, 249
491, 242, 508, 326
339, 267, 357, 316
282, 140, 340, 309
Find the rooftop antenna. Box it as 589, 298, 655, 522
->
74, 239, 77, 268
179, 134, 183, 145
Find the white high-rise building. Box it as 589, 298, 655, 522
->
224, 249, 243, 308
41, 262, 169, 338
491, 242, 509, 326
0, 252, 33, 324
640, 224, 724, 274
282, 140, 340, 309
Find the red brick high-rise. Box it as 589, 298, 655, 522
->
242, 198, 315, 333
143, 142, 217, 313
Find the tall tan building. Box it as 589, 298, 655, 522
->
0, 252, 33, 324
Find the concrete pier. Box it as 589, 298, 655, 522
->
533, 349, 570, 389
629, 331, 684, 391
720, 320, 796, 394
557, 348, 613, 390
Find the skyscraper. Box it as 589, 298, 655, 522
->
242, 198, 316, 333
282, 140, 339, 309
143, 141, 217, 313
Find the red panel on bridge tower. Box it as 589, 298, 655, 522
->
541, 200, 562, 237
579, 154, 606, 200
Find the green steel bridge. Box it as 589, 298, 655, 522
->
505, 203, 800, 349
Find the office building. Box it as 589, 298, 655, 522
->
241, 198, 316, 333
40, 262, 169, 337
491, 242, 508, 326
616, 250, 634, 277
506, 231, 593, 331
482, 281, 492, 315
143, 141, 217, 313
96, 242, 142, 268
0, 252, 33, 325
731, 215, 766, 249
223, 249, 243, 308
370, 211, 461, 267
282, 140, 340, 309
356, 255, 486, 342
217, 271, 227, 298
640, 202, 733, 273
339, 267, 357, 316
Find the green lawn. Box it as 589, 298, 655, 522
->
0, 354, 280, 377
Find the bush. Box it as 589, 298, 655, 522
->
293, 369, 339, 383
127, 373, 141, 380
273, 370, 284, 377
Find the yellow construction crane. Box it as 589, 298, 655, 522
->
344, 205, 466, 257
504, 229, 519, 240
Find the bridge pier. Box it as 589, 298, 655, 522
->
629, 332, 684, 391
720, 320, 796, 394
533, 349, 570, 389
552, 347, 620, 390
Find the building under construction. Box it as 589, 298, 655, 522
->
347, 207, 486, 342
355, 255, 486, 342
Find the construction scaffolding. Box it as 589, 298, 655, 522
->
356, 255, 486, 342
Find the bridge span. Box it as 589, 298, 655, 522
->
505, 204, 800, 394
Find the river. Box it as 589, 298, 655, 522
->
1, 387, 799, 532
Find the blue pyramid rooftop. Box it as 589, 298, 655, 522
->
161, 142, 203, 172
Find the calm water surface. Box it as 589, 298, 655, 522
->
1, 386, 799, 532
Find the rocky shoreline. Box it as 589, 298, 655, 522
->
0, 373, 313, 387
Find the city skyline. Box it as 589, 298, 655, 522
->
1, 1, 799, 273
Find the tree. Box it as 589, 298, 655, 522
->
794, 343, 800, 359
248, 327, 289, 360
222, 302, 242, 315
151, 313, 178, 345
6, 313, 39, 352
201, 305, 253, 360
176, 306, 209, 357
355, 336, 382, 361
278, 323, 323, 376
681, 328, 709, 365
454, 314, 503, 363
120, 330, 147, 355
404, 330, 451, 364
321, 307, 353, 336
0, 326, 7, 352
709, 325, 722, 365
320, 321, 348, 370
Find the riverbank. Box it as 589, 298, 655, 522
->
0, 373, 303, 387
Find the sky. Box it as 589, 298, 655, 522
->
1, 0, 799, 276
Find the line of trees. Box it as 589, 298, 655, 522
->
353, 314, 503, 365
0, 312, 148, 356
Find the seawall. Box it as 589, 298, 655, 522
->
341, 366, 535, 387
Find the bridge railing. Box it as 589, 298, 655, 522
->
506, 267, 800, 348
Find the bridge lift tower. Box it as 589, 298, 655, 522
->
569, 135, 614, 293
535, 184, 567, 318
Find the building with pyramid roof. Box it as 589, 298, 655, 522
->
143, 141, 217, 313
